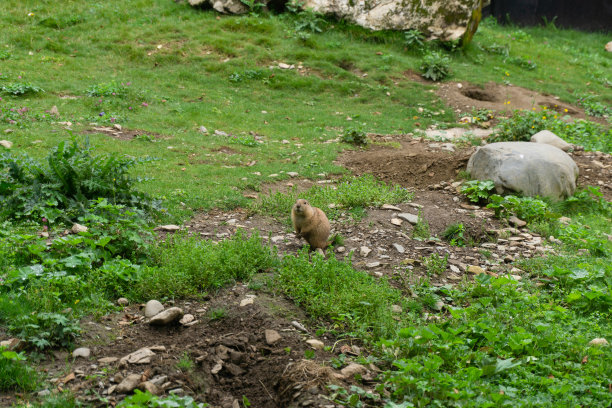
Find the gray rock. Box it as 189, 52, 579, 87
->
397, 212, 419, 224
264, 329, 282, 345
139, 381, 162, 395
144, 300, 164, 318
190, 0, 248, 14
179, 314, 195, 325
120, 348, 155, 365
467, 142, 578, 200
530, 130, 571, 152
149, 307, 183, 326
71, 223, 88, 233
340, 363, 368, 378
198, 126, 208, 134
72, 347, 91, 359
306, 339, 325, 350
360, 246, 372, 257
508, 216, 527, 227
98, 357, 119, 364
117, 297, 129, 306
0, 140, 13, 149
115, 374, 142, 393
37, 389, 51, 397
392, 243, 405, 253
302, 0, 480, 38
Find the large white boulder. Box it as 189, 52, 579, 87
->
530, 130, 571, 152
467, 142, 579, 200
302, 0, 485, 38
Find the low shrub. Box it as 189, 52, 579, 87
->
420, 51, 451, 81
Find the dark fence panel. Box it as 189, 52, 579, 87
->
487, 0, 612, 31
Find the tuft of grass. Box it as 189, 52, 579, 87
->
135, 230, 278, 299
0, 349, 39, 392
274, 249, 409, 338
253, 174, 413, 223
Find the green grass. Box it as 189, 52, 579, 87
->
135, 230, 278, 299
253, 173, 413, 223
0, 2, 610, 406
1, 1, 609, 221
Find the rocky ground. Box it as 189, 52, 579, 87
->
3, 87, 611, 408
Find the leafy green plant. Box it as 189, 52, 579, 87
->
230, 134, 259, 147
118, 390, 208, 408
86, 80, 128, 97
404, 30, 425, 51
1, 82, 44, 96
460, 180, 495, 203
487, 195, 552, 223
341, 128, 369, 146
575, 94, 611, 118
442, 223, 466, 246
0, 138, 160, 222
328, 384, 381, 407
420, 51, 451, 81
423, 252, 448, 276
0, 349, 39, 391
239, 0, 266, 16
489, 109, 611, 152
9, 312, 80, 350
294, 9, 327, 34
0, 50, 10, 60
229, 69, 266, 83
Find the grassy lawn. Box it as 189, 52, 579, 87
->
0, 1, 610, 407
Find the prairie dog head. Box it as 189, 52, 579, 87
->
292, 199, 312, 215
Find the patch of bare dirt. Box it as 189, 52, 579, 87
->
437, 81, 598, 122
337, 134, 473, 190
34, 287, 354, 408
82, 127, 169, 141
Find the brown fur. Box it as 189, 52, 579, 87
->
291, 199, 330, 250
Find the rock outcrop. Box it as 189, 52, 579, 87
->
466, 142, 579, 200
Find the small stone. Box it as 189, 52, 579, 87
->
240, 296, 255, 307
113, 124, 122, 131
558, 216, 572, 225
154, 224, 181, 231
467, 265, 485, 275
381, 204, 401, 211
460, 204, 480, 210
449, 264, 460, 273
360, 246, 372, 257
168, 388, 184, 395
392, 243, 405, 253
306, 339, 324, 350
49, 105, 60, 116
279, 62, 291, 69
510, 274, 522, 281
335, 246, 346, 253
139, 381, 161, 395
397, 213, 419, 224
71, 223, 88, 233
366, 261, 380, 268
214, 130, 228, 137
115, 374, 142, 394
0, 140, 13, 149
287, 172, 299, 177
265, 329, 282, 345
198, 126, 208, 134
149, 375, 168, 387
391, 218, 403, 226
291, 321, 308, 333
340, 363, 368, 378
508, 216, 527, 227
144, 300, 164, 318
179, 314, 195, 325
117, 298, 129, 306
588, 338, 609, 347
37, 389, 51, 397
72, 347, 91, 359
119, 348, 155, 365
391, 305, 402, 313
149, 307, 183, 326
98, 357, 119, 364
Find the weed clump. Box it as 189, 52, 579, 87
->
420, 51, 451, 81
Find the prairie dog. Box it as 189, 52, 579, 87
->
291, 199, 330, 250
